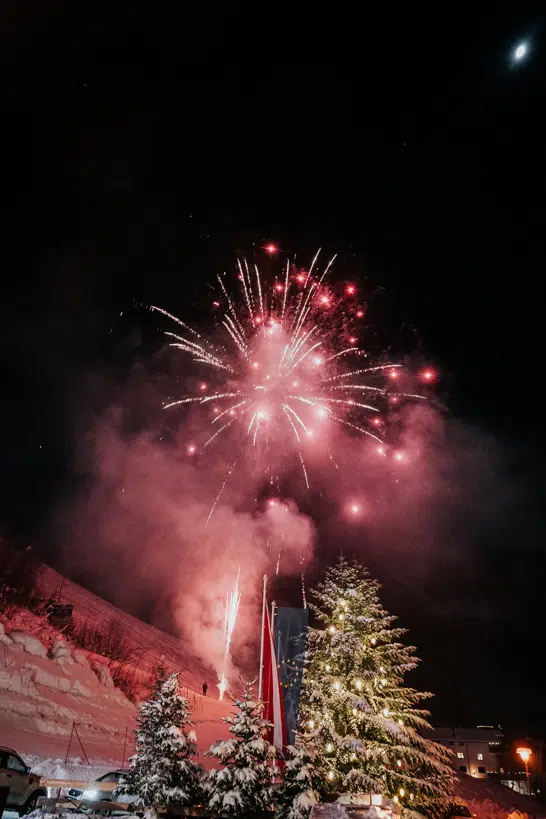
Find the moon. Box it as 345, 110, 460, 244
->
513, 41, 529, 62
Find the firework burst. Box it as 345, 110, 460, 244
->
152, 250, 424, 518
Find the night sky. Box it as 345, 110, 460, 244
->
1, 3, 545, 736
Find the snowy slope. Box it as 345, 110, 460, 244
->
0, 567, 233, 773
37, 565, 212, 694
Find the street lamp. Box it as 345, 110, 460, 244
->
516, 747, 532, 795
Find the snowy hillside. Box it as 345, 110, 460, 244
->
0, 618, 136, 767
37, 565, 212, 693
0, 566, 233, 773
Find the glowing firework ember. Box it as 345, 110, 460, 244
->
151, 250, 425, 518
218, 569, 241, 699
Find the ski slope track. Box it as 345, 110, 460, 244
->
0, 565, 232, 775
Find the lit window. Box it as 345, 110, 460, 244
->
457, 752, 465, 759
477, 753, 483, 761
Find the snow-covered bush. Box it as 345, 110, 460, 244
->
277, 742, 321, 819
118, 672, 202, 812
205, 680, 276, 817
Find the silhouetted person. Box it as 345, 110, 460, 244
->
202, 682, 208, 696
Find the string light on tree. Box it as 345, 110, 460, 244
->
298, 557, 455, 807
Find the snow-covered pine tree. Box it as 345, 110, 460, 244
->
205, 680, 276, 817
118, 672, 202, 813
277, 739, 321, 819
299, 557, 454, 815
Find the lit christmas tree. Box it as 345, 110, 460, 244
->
118, 672, 202, 813
299, 557, 454, 814
205, 680, 276, 817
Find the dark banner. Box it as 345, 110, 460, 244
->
273, 606, 308, 744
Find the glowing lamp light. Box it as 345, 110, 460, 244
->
397, 760, 402, 767
355, 679, 362, 690
187, 444, 196, 455
371, 637, 377, 645
517, 747, 532, 764
339, 613, 344, 621
399, 788, 405, 797
308, 719, 315, 729
325, 664, 331, 671
393, 796, 399, 804
265, 243, 278, 255
334, 681, 341, 690
328, 771, 334, 781
352, 708, 358, 716
329, 626, 336, 634
381, 678, 387, 686
383, 708, 389, 716
327, 743, 333, 753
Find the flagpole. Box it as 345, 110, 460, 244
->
258, 575, 267, 701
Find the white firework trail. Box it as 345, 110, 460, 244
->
218, 568, 241, 700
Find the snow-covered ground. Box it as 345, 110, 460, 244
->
0, 568, 233, 775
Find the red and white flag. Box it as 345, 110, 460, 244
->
260, 604, 287, 750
